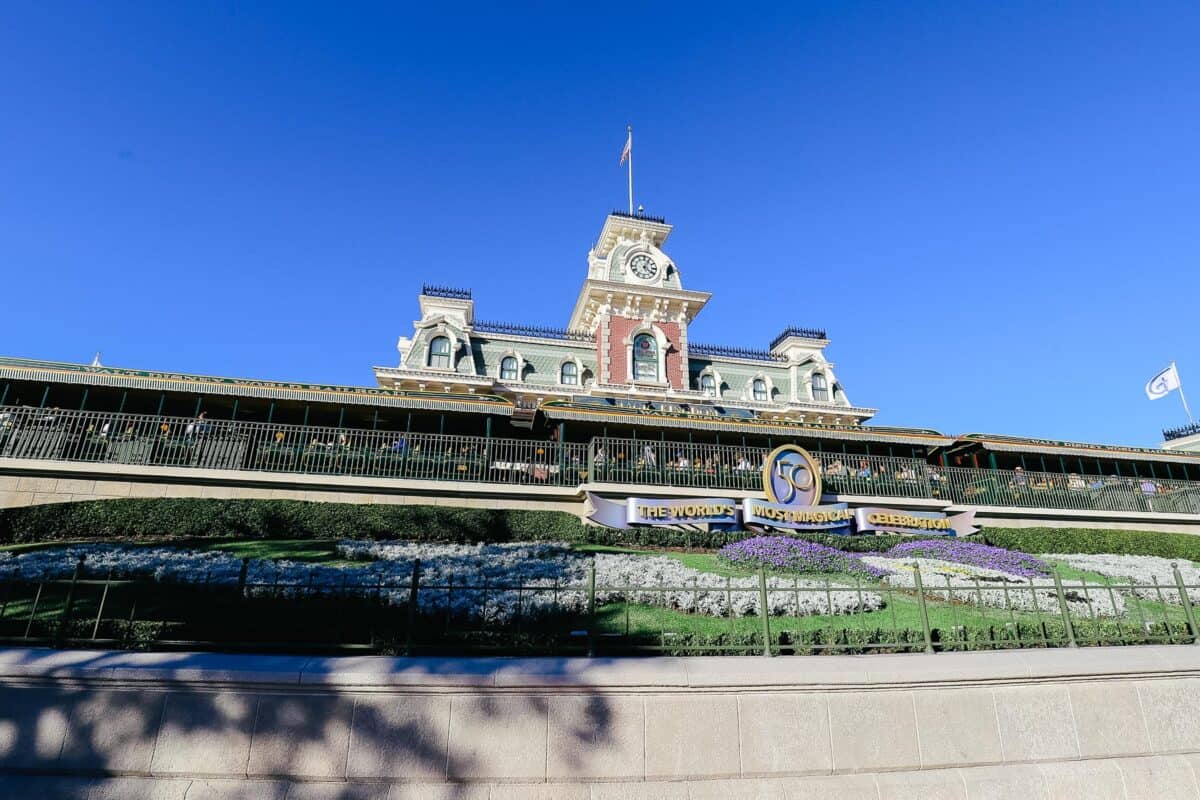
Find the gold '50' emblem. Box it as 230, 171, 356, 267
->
762, 444, 822, 507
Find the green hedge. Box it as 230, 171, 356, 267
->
983, 527, 1200, 562
4, 500, 1193, 558
0, 497, 935, 551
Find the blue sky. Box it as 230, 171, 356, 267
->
2, 2, 1198, 447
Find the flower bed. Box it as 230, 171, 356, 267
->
884, 539, 1050, 578
862, 556, 1125, 616
593, 554, 883, 617
0, 541, 882, 621
1043, 553, 1200, 604
718, 536, 892, 580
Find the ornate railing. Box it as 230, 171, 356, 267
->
420, 284, 472, 300
1164, 422, 1200, 442
688, 343, 789, 363
769, 326, 828, 348
610, 209, 667, 224
474, 321, 595, 342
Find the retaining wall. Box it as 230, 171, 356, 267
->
2, 645, 1200, 798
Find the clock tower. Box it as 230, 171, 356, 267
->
567, 212, 711, 393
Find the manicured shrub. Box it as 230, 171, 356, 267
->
0, 498, 944, 551
982, 527, 1200, 562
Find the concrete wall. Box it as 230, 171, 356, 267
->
1, 645, 1200, 798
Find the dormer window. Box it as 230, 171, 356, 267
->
500, 356, 519, 382
633, 333, 658, 381
752, 378, 768, 402
812, 373, 829, 402
700, 374, 716, 397
561, 361, 579, 385
428, 336, 451, 369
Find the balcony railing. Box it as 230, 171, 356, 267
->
587, 437, 1200, 515
589, 438, 933, 498
0, 406, 587, 488
1, 406, 1199, 516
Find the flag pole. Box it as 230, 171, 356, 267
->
1174, 361, 1195, 423
626, 125, 634, 214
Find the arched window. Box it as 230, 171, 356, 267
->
428, 336, 451, 369
752, 378, 768, 402
561, 361, 579, 385
700, 374, 716, 396
812, 373, 829, 402
500, 356, 519, 382
632, 333, 658, 381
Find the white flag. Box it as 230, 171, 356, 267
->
619, 130, 631, 165
1146, 364, 1181, 400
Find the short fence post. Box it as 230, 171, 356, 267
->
237, 558, 250, 598
586, 561, 597, 658
91, 570, 112, 640
24, 583, 44, 640
405, 559, 421, 656
1171, 564, 1200, 645
55, 555, 85, 643
1052, 573, 1078, 647
758, 568, 772, 657
911, 565, 934, 654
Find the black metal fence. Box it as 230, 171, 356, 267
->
3, 557, 1198, 657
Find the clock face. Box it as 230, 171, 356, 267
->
628, 253, 659, 281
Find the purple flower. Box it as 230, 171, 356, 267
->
883, 539, 1050, 578
719, 536, 892, 580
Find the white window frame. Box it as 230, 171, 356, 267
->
427, 335, 453, 370
623, 323, 671, 385
560, 359, 580, 386
811, 372, 829, 402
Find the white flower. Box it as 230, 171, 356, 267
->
0, 540, 882, 621
1042, 553, 1200, 605
862, 556, 1126, 617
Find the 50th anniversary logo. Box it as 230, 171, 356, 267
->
585, 444, 978, 537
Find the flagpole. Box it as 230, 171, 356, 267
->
1173, 361, 1195, 423
626, 125, 634, 214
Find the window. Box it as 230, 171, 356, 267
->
500, 356, 519, 382
700, 374, 716, 396
632, 333, 658, 381
561, 361, 579, 385
428, 336, 451, 369
752, 378, 768, 402
812, 373, 829, 402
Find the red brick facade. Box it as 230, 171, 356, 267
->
603, 316, 684, 390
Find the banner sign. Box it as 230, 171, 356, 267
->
585, 494, 738, 529
742, 500, 854, 532
853, 507, 979, 537
626, 497, 739, 526
584, 444, 976, 537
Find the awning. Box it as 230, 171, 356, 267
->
954, 434, 1200, 465
541, 404, 954, 448
0, 358, 514, 416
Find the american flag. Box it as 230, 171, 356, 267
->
619, 130, 631, 165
